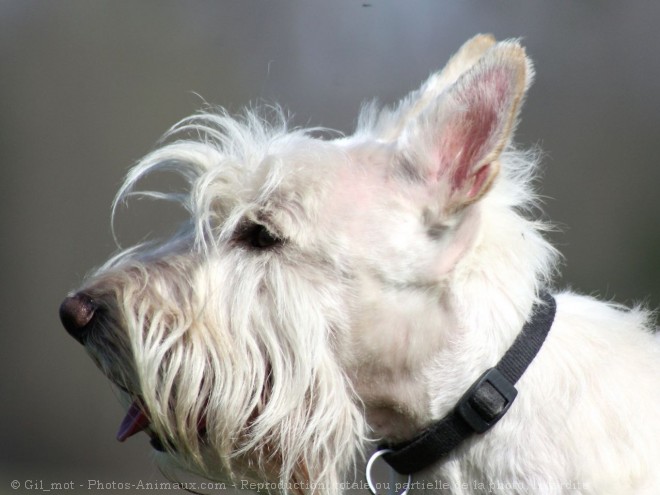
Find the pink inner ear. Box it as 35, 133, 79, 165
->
436, 67, 510, 193
447, 108, 497, 190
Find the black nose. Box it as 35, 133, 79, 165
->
59, 293, 97, 344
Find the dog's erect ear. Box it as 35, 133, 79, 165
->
375, 34, 496, 141
398, 41, 532, 209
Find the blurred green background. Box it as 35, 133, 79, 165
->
1, 1, 658, 494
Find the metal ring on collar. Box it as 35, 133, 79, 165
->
366, 449, 413, 495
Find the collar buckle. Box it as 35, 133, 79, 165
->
456, 367, 518, 434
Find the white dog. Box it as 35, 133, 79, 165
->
60, 35, 660, 494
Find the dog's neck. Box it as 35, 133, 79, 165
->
354, 192, 557, 444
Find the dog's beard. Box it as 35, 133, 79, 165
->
80, 266, 368, 492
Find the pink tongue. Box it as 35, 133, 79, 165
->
116, 400, 150, 442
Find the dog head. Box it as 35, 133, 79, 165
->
61, 35, 548, 492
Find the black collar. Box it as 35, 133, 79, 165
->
381, 291, 557, 475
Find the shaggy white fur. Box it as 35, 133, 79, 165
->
63, 35, 660, 494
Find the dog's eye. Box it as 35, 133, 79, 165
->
243, 224, 281, 249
